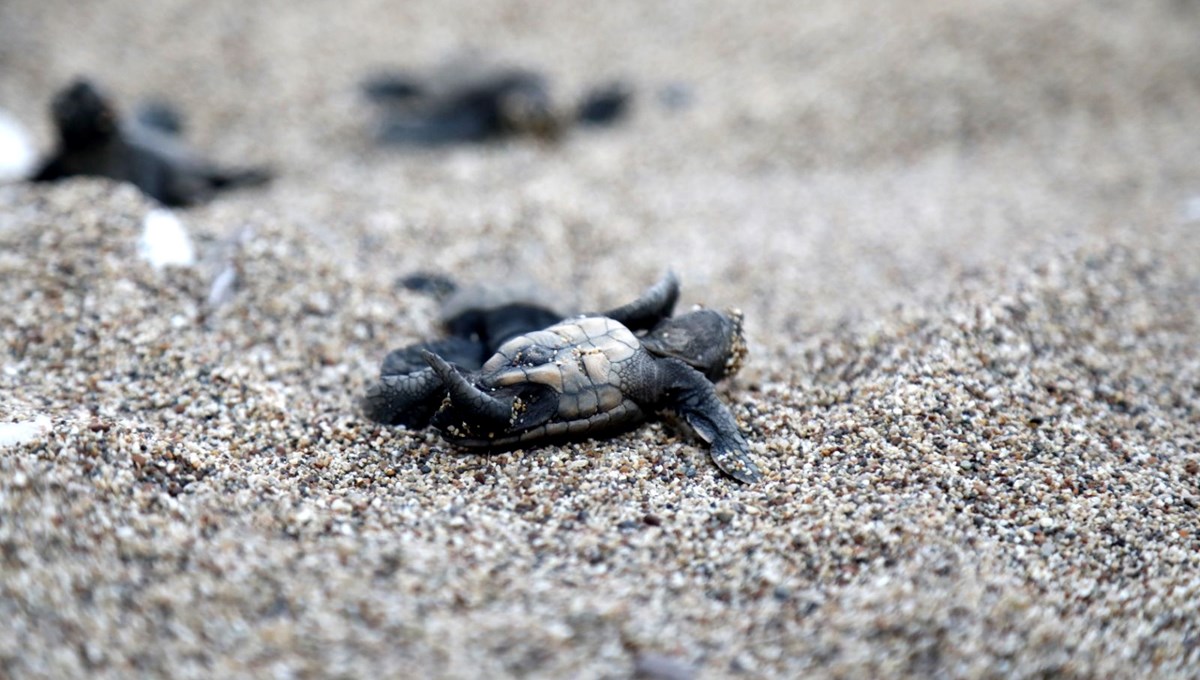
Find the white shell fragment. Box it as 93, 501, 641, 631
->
138, 208, 196, 268
0, 415, 51, 447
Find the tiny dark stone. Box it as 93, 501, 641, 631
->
643, 513, 663, 527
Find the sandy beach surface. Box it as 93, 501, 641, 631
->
2, 1, 1200, 677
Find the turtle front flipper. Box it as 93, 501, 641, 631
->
361, 368, 445, 428
656, 358, 761, 484
365, 336, 492, 428
381, 336, 489, 376
205, 165, 273, 191
154, 159, 271, 207
423, 351, 514, 427
599, 271, 680, 331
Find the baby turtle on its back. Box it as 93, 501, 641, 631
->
363, 274, 762, 483
31, 78, 271, 206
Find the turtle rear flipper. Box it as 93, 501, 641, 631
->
600, 271, 679, 331
656, 358, 761, 484
362, 368, 446, 428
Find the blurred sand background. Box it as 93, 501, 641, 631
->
2, 0, 1200, 677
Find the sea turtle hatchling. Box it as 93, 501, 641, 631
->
362, 274, 762, 483
363, 60, 631, 145
31, 78, 271, 206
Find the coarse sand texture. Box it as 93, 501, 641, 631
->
3, 0, 1200, 677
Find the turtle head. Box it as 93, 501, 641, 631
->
52, 78, 119, 149
642, 308, 747, 382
